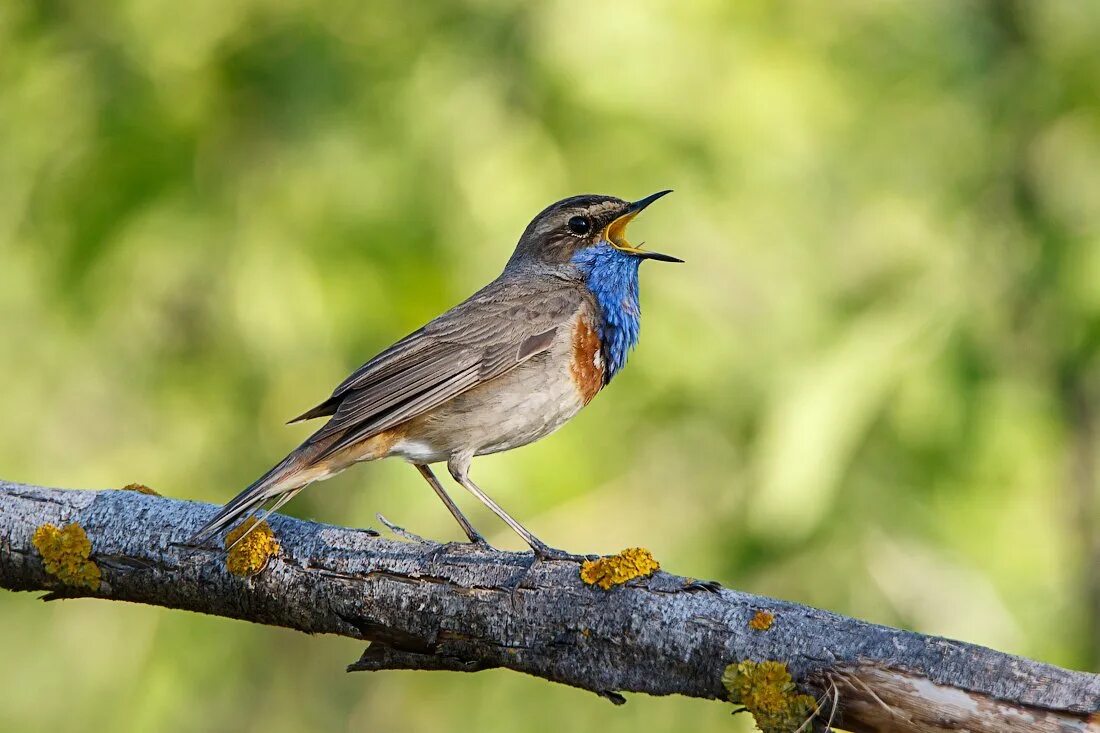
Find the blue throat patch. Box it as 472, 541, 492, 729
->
571, 243, 642, 382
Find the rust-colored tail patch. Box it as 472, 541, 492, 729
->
570, 316, 605, 405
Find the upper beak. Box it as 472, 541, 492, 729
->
603, 190, 682, 263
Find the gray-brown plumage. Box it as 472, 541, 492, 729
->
190, 192, 679, 558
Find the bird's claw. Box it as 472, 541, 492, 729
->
499, 552, 541, 603
502, 545, 596, 604
467, 533, 493, 549
421, 537, 495, 564
531, 543, 597, 563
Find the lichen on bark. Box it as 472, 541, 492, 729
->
580, 547, 659, 590
749, 610, 774, 631
121, 483, 160, 496
224, 518, 280, 577
722, 660, 816, 733
32, 522, 101, 590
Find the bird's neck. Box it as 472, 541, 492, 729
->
571, 243, 641, 382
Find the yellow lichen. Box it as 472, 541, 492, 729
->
32, 523, 101, 590
749, 610, 775, 631
722, 660, 816, 733
580, 547, 659, 590
121, 482, 160, 496
224, 518, 280, 577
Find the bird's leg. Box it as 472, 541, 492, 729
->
446, 456, 591, 562
414, 464, 491, 547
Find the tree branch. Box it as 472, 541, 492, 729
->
1, 480, 1097, 732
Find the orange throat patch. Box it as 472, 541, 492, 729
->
570, 317, 605, 405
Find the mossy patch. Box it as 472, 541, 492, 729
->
580, 547, 659, 590
32, 523, 101, 590
722, 660, 816, 733
224, 518, 280, 577
121, 483, 160, 496
749, 610, 775, 631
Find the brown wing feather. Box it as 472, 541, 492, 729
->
296, 276, 588, 455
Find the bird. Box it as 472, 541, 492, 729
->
189, 191, 680, 560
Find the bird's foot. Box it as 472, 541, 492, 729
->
449, 536, 496, 553
530, 541, 598, 563
498, 544, 598, 604
420, 536, 495, 564
499, 553, 540, 601
465, 530, 493, 549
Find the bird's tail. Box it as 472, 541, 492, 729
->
187, 436, 338, 550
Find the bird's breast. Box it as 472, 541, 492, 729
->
569, 314, 605, 405
386, 307, 604, 462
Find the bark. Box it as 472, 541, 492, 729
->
1, 480, 1097, 732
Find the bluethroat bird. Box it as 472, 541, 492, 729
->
190, 192, 680, 560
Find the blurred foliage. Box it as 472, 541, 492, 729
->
2, 1, 1099, 731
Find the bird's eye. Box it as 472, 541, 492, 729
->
567, 216, 592, 235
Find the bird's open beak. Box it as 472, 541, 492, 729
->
603, 190, 682, 263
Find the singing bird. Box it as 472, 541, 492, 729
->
190, 191, 680, 560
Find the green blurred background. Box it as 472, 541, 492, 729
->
2, 1, 1099, 730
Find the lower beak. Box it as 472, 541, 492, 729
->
603, 190, 682, 263
633, 249, 685, 263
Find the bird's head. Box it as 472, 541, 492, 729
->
506, 191, 680, 270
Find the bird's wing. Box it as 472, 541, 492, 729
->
296, 276, 586, 452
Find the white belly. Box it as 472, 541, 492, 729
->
388, 350, 587, 464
